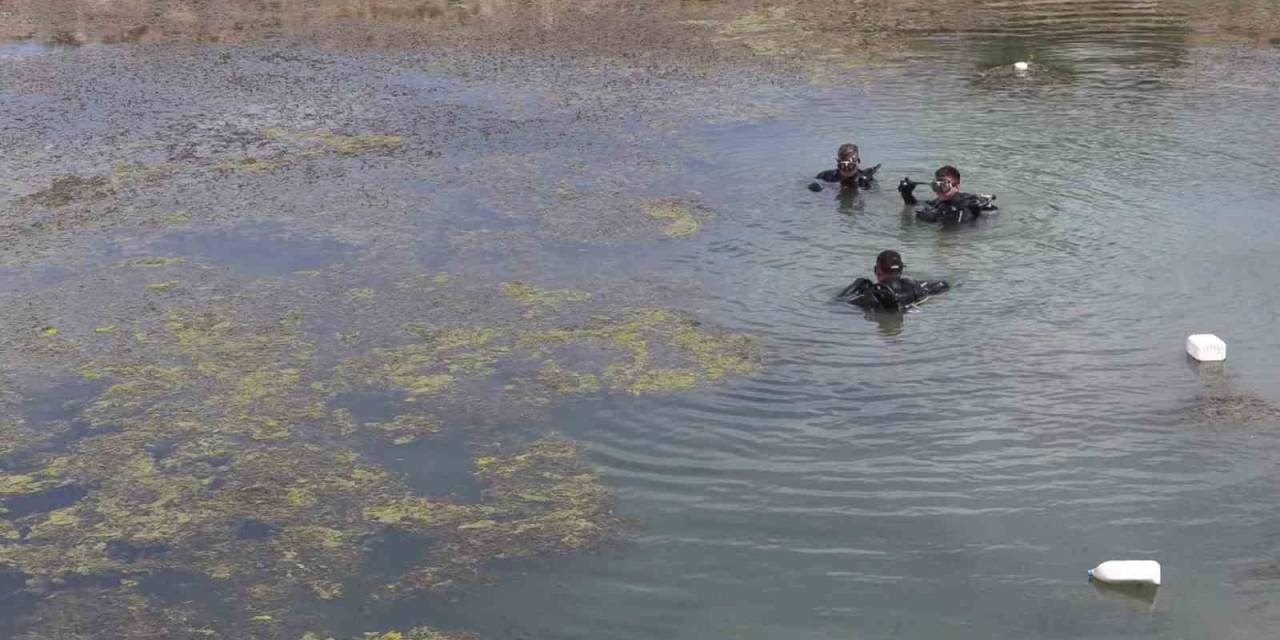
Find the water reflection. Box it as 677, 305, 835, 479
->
1091, 580, 1160, 612
835, 189, 868, 217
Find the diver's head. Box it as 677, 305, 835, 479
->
837, 143, 861, 177
932, 165, 961, 200
873, 250, 904, 282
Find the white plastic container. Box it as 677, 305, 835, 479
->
1013, 61, 1030, 72
1186, 334, 1226, 361
1088, 560, 1161, 586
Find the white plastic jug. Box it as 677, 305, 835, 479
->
1088, 560, 1161, 586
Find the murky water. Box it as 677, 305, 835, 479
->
3, 1, 1280, 639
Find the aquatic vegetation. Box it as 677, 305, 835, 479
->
502, 281, 592, 310
1190, 393, 1280, 425
125, 256, 187, 268
146, 280, 180, 292
0, 468, 66, 498
339, 305, 754, 399
0, 418, 56, 460
302, 628, 474, 640
158, 210, 192, 226
262, 128, 405, 159
339, 324, 511, 398
0, 272, 754, 635
536, 360, 602, 395
715, 8, 800, 57
314, 131, 406, 156
16, 175, 114, 208
0, 301, 655, 638
109, 160, 178, 189
13, 587, 214, 640
643, 201, 702, 238
520, 308, 758, 395
378, 438, 623, 600
363, 413, 442, 445
218, 155, 287, 174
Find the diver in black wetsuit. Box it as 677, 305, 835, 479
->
898, 165, 996, 224
838, 250, 949, 310
809, 143, 881, 192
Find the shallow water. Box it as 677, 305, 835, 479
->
3, 1, 1280, 638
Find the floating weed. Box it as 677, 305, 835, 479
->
146, 280, 180, 292
257, 129, 404, 161
1189, 393, 1280, 426
217, 155, 287, 174
341, 305, 754, 399
299, 628, 475, 640
502, 281, 592, 310
94, 326, 118, 334
536, 360, 601, 395
519, 308, 757, 395
378, 438, 623, 600
345, 288, 376, 302
314, 131, 405, 157
394, 273, 454, 291
124, 256, 187, 268
109, 161, 177, 189
157, 210, 191, 226
0, 418, 61, 460
643, 201, 702, 237
363, 413, 442, 446
0, 469, 67, 498
0, 297, 749, 637
12, 587, 212, 640
16, 175, 115, 208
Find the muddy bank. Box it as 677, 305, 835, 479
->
3, 0, 1278, 65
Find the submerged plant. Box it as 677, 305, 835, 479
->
642, 201, 702, 237
0, 283, 755, 637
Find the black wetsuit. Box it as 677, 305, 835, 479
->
815, 164, 881, 190
899, 181, 996, 225
838, 274, 950, 310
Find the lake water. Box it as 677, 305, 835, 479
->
2, 1, 1280, 638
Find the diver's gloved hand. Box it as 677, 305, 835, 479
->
808, 182, 824, 193
898, 177, 920, 204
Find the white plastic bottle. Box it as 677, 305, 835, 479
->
1088, 560, 1161, 586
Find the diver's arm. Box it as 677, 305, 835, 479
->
917, 280, 950, 296
857, 164, 882, 189
898, 177, 920, 205
837, 278, 872, 301
914, 202, 940, 223
815, 169, 841, 183
974, 193, 998, 211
